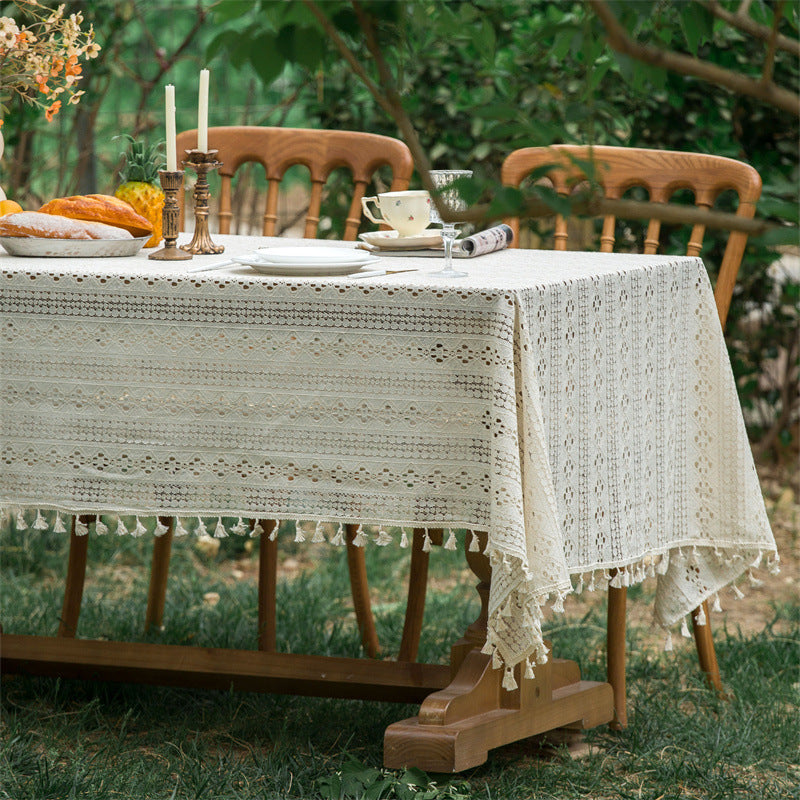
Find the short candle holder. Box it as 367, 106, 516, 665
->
148, 170, 192, 261
180, 149, 224, 255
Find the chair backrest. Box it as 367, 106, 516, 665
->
175, 126, 415, 241
501, 145, 762, 328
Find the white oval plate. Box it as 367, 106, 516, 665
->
253, 245, 374, 265
0, 236, 149, 258
359, 229, 443, 249
236, 256, 380, 276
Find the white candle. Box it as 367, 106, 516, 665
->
197, 68, 209, 152
165, 84, 177, 171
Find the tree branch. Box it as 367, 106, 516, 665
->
302, 1, 436, 195
760, 0, 784, 86
704, 0, 800, 57
590, 0, 800, 115
453, 192, 772, 236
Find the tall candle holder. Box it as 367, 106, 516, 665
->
180, 149, 224, 255
148, 170, 192, 261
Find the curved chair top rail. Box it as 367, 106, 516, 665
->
176, 126, 415, 241
500, 145, 762, 327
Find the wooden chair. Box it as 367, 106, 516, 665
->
57, 127, 415, 661
500, 144, 762, 727
175, 126, 415, 239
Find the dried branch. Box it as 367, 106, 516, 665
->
590, 0, 800, 115
704, 0, 800, 57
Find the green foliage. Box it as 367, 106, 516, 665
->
207, 0, 799, 457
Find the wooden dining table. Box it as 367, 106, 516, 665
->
0, 234, 777, 771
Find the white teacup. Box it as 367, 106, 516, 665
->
361, 190, 431, 237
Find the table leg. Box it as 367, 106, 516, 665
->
384, 532, 614, 772
606, 584, 628, 729
692, 600, 723, 693
144, 517, 175, 633
257, 522, 279, 651
57, 515, 91, 638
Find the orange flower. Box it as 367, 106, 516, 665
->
50, 57, 64, 77
35, 73, 50, 94
45, 99, 62, 121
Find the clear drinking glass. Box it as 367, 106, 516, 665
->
429, 169, 473, 278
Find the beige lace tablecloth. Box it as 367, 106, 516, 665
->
0, 235, 777, 685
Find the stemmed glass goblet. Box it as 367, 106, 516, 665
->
429, 169, 473, 278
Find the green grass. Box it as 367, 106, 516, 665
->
1, 524, 797, 799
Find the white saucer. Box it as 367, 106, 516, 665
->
359, 229, 443, 249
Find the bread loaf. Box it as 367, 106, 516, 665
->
0, 211, 133, 240
0, 211, 93, 239
39, 194, 153, 238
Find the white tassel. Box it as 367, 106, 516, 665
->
331, 523, 346, 546
502, 667, 518, 691
575, 574, 585, 594
711, 594, 722, 613
95, 518, 109, 536
680, 618, 691, 638
695, 605, 706, 626
610, 571, 623, 589
294, 520, 306, 543
524, 658, 535, 680
747, 569, 764, 588
231, 517, 248, 536
374, 527, 392, 546
536, 643, 549, 665
492, 648, 503, 669
252, 521, 265, 537
481, 640, 494, 656
444, 530, 457, 550
551, 593, 565, 613
32, 510, 49, 530
133, 517, 148, 537
768, 553, 781, 575
268, 520, 279, 541
75, 517, 89, 536
196, 516, 207, 536
353, 524, 369, 547
664, 632, 674, 652
656, 554, 669, 575
312, 521, 326, 543
751, 550, 763, 569
731, 583, 745, 600
15, 510, 27, 530
400, 529, 409, 548
154, 518, 169, 537
587, 573, 596, 592
175, 518, 190, 537
54, 512, 66, 533
422, 530, 432, 552
115, 518, 129, 536
468, 531, 480, 552
214, 517, 228, 539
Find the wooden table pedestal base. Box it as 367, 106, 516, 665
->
384, 648, 613, 772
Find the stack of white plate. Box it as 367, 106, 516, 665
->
234, 246, 379, 275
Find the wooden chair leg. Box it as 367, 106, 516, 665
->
398, 528, 431, 662
691, 600, 723, 693
144, 517, 175, 633
345, 524, 380, 658
606, 584, 628, 729
257, 520, 279, 652
58, 515, 90, 638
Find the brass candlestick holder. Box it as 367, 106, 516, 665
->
180, 149, 224, 255
148, 170, 192, 261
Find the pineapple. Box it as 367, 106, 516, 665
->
114, 135, 165, 247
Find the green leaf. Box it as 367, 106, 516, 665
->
249, 34, 285, 85
532, 184, 572, 216
212, 0, 256, 24
757, 225, 800, 247
679, 3, 714, 55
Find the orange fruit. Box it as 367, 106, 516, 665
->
0, 199, 23, 216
